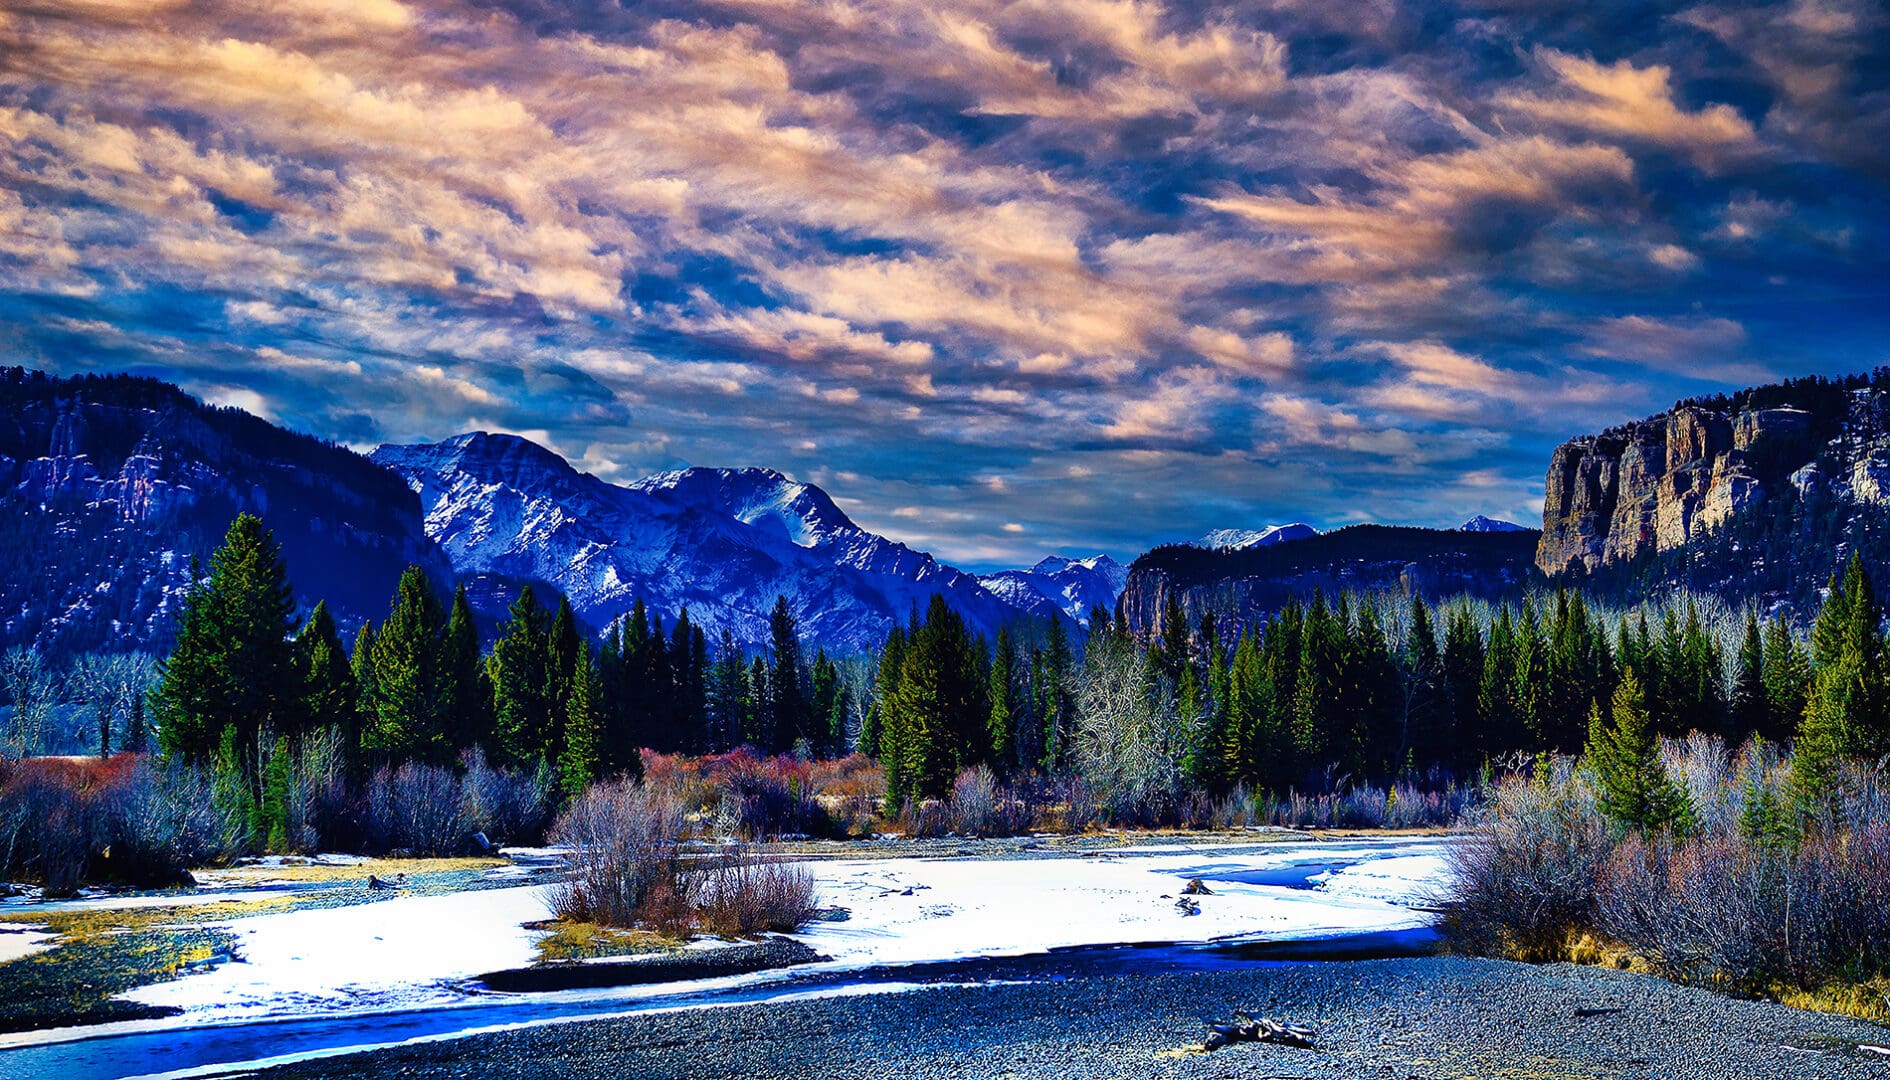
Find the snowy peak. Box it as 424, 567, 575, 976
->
1194, 523, 1319, 550
371, 436, 1039, 653
631, 467, 858, 550
1460, 515, 1530, 533
978, 553, 1126, 627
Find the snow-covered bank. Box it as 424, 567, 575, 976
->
0, 923, 57, 963
795, 837, 1451, 967
118, 885, 554, 1021
76, 836, 1449, 1030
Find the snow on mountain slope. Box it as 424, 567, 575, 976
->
976, 555, 1126, 627
372, 434, 1033, 653
1460, 515, 1530, 533
1194, 523, 1319, 550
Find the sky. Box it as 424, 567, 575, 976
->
2, 0, 1888, 572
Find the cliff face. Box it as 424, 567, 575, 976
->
0, 367, 445, 654
1536, 386, 1880, 578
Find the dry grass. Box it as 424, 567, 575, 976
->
527, 919, 677, 963
192, 855, 505, 888
1772, 978, 1890, 1024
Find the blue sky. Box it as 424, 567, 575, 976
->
2, 0, 1887, 571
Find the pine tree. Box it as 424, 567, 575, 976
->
1729, 612, 1768, 742
1037, 616, 1074, 772
865, 624, 904, 762
293, 601, 356, 738
707, 629, 747, 754
1160, 590, 1190, 678
1759, 619, 1810, 745
544, 595, 581, 764
1401, 597, 1447, 773
346, 622, 375, 775
768, 596, 807, 753
364, 566, 447, 764
1478, 605, 1519, 758
1588, 669, 1692, 832
489, 586, 552, 766
1291, 592, 1343, 783
441, 584, 486, 754
559, 644, 607, 795
154, 514, 298, 791
987, 625, 1017, 771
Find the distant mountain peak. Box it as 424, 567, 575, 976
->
1194, 523, 1318, 550
1461, 515, 1529, 533
373, 438, 1031, 652
978, 553, 1127, 627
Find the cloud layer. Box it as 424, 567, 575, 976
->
3, 0, 1888, 568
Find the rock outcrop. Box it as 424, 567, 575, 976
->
0, 366, 446, 654
1537, 394, 1838, 577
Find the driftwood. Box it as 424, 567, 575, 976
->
1201, 1011, 1316, 1052
1174, 897, 1201, 915
1181, 878, 1214, 896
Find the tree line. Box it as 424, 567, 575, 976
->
151, 515, 840, 808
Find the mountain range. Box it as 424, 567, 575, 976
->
29, 363, 1862, 660
371, 432, 1058, 652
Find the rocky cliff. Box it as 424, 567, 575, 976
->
0, 367, 445, 655
1534, 373, 1890, 580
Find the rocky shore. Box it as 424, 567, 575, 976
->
260, 956, 1890, 1079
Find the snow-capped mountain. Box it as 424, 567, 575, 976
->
1193, 523, 1319, 550
976, 555, 1127, 628
1460, 515, 1531, 533
371, 433, 1037, 653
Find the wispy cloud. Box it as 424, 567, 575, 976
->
0, 0, 1886, 567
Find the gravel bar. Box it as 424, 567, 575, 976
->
258, 956, 1890, 1079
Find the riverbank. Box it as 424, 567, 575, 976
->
255, 956, 1890, 1080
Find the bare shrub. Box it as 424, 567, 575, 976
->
1439, 759, 1612, 960
364, 762, 467, 855
100, 757, 241, 884
694, 852, 819, 936
947, 765, 1029, 837
550, 778, 684, 927
890, 797, 949, 838
1596, 770, 1890, 990
460, 747, 555, 846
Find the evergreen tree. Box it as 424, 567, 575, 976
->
346, 622, 375, 774
544, 595, 581, 763
1729, 612, 1768, 742
364, 566, 447, 764
811, 651, 839, 758
1401, 597, 1448, 773
1588, 669, 1692, 832
441, 585, 487, 754
154, 514, 298, 790
707, 629, 747, 754
293, 601, 356, 740
1036, 617, 1073, 771
768, 596, 807, 753
559, 644, 607, 795
1160, 590, 1190, 678
864, 624, 904, 762
987, 625, 1017, 771
1759, 619, 1810, 745
1477, 605, 1519, 758
1291, 592, 1343, 784
489, 586, 552, 766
